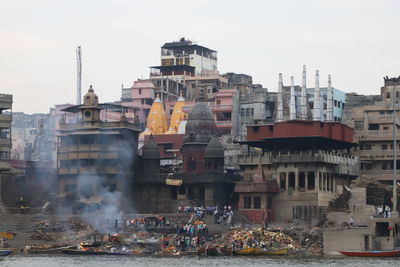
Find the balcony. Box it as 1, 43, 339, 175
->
58, 166, 120, 175
234, 180, 279, 193
216, 121, 232, 128
209, 105, 233, 112
0, 160, 10, 170
0, 114, 11, 128
238, 150, 359, 176
359, 150, 400, 160
59, 121, 140, 131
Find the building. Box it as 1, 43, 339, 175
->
56, 86, 141, 210
134, 95, 235, 213
346, 76, 400, 184
0, 94, 12, 171
235, 120, 359, 224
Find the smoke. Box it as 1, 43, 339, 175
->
56, 135, 139, 234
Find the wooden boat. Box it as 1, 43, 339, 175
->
0, 250, 13, 256
233, 247, 257, 255
62, 249, 130, 256
256, 248, 288, 256
30, 245, 77, 254
339, 250, 400, 257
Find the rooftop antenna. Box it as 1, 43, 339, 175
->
76, 46, 82, 105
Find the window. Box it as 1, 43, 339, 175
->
382, 163, 387, 170
139, 89, 142, 95
171, 188, 177, 200
244, 197, 252, 209
253, 197, 261, 209
396, 91, 399, 98
84, 111, 91, 118
387, 92, 391, 99
368, 124, 379, 130
178, 187, 185, 195
246, 108, 250, 117
240, 108, 245, 116
384, 126, 389, 130
216, 99, 221, 105
334, 100, 338, 107
364, 144, 372, 150
382, 144, 388, 150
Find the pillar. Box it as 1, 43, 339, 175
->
305, 172, 308, 191
285, 172, 289, 192
295, 171, 299, 191
316, 171, 320, 191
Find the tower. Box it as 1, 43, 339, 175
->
165, 92, 187, 134
326, 75, 333, 122
289, 76, 296, 120
76, 46, 82, 105
80, 85, 100, 122
313, 70, 321, 121
276, 73, 284, 122
300, 65, 308, 120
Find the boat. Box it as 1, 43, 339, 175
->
62, 249, 130, 256
339, 250, 400, 257
233, 247, 289, 256
256, 248, 288, 256
0, 250, 13, 256
30, 245, 77, 254
233, 247, 257, 255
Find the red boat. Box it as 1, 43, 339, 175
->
339, 250, 400, 257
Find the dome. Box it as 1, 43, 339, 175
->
205, 137, 224, 158
83, 85, 99, 107
184, 101, 217, 143
141, 135, 160, 160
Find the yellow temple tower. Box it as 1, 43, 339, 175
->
165, 92, 187, 134
143, 93, 168, 135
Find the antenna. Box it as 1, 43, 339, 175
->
76, 46, 82, 105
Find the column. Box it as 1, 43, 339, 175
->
295, 171, 299, 191
305, 172, 308, 191
285, 172, 289, 192
316, 171, 320, 191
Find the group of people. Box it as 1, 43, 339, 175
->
173, 223, 209, 251
377, 205, 392, 218
177, 204, 234, 225
214, 205, 234, 225
129, 215, 169, 228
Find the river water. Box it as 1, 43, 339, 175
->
1, 255, 400, 267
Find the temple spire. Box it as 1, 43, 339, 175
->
276, 73, 284, 122
313, 70, 321, 121
327, 74, 333, 122
300, 65, 308, 120
289, 76, 296, 120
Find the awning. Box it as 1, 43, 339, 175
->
166, 178, 182, 186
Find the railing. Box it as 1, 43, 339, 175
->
234, 180, 279, 193
215, 121, 232, 127
58, 166, 120, 175
238, 150, 359, 176
59, 120, 140, 130
209, 105, 233, 111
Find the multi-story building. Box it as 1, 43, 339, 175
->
235, 120, 359, 224
56, 86, 141, 209
347, 76, 400, 184
0, 94, 12, 171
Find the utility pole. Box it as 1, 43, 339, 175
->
76, 46, 82, 105
392, 85, 398, 217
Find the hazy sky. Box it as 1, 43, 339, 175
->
1, 0, 399, 114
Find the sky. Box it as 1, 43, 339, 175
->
1, 0, 400, 114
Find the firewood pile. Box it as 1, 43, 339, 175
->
30, 222, 54, 241
51, 217, 91, 232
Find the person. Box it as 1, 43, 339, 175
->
377, 206, 383, 217
349, 217, 354, 226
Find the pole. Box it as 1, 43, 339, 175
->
392, 85, 398, 216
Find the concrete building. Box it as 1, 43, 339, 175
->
235, 120, 359, 224
345, 76, 400, 184
0, 94, 12, 171
56, 86, 141, 210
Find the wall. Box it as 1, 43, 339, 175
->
323, 227, 371, 255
